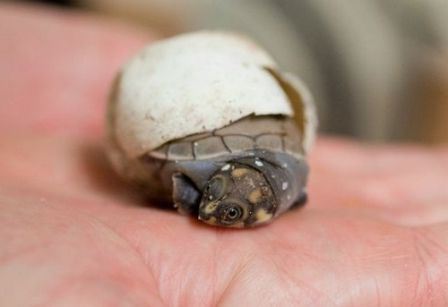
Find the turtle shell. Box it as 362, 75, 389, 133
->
149, 115, 303, 162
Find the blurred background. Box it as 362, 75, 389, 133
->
6, 0, 448, 144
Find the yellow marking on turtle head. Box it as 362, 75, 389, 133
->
205, 216, 217, 225
204, 202, 218, 214
248, 188, 263, 204
231, 168, 248, 178
255, 208, 273, 224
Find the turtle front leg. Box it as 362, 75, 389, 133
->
172, 173, 201, 215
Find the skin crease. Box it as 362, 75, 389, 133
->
1, 3, 448, 306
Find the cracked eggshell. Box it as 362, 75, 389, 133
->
108, 31, 317, 168
109, 31, 297, 159
281, 72, 318, 154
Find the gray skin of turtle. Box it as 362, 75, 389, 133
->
137, 115, 308, 227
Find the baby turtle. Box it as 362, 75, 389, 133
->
106, 31, 317, 228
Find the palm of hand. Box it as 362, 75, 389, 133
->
1, 4, 448, 306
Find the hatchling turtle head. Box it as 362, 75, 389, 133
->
198, 163, 277, 227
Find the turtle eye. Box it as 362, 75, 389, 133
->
221, 204, 243, 224
206, 175, 227, 201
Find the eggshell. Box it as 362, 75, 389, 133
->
281, 72, 318, 154
109, 31, 301, 158
108, 31, 318, 163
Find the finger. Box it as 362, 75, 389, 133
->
309, 137, 448, 225
0, 134, 140, 208
0, 2, 156, 137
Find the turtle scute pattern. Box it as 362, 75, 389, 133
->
149, 116, 303, 161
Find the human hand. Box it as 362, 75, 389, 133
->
1, 3, 447, 306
